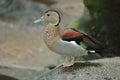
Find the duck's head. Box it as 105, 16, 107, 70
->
34, 10, 61, 26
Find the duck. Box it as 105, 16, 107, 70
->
34, 10, 104, 67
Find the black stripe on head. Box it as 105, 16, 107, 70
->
45, 10, 61, 26
45, 10, 59, 14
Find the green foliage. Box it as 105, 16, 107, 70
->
67, 9, 91, 34
67, 20, 80, 29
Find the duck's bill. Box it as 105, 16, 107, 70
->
33, 16, 44, 24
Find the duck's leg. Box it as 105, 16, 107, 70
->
62, 56, 70, 65
57, 56, 75, 67
70, 57, 74, 65
62, 57, 74, 67
57, 56, 69, 67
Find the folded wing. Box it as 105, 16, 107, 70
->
61, 28, 104, 51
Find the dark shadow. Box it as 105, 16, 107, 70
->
0, 74, 18, 80
39, 62, 102, 79
58, 62, 102, 73
47, 52, 113, 70
80, 53, 102, 60
80, 52, 117, 61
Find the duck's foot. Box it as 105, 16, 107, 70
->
62, 62, 74, 67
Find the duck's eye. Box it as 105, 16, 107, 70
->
47, 14, 50, 16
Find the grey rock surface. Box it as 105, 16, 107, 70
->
0, 57, 120, 80
39, 58, 120, 80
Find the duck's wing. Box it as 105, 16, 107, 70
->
60, 28, 104, 51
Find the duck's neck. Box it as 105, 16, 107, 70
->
43, 24, 60, 47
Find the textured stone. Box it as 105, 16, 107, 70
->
39, 60, 120, 80
0, 58, 120, 80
